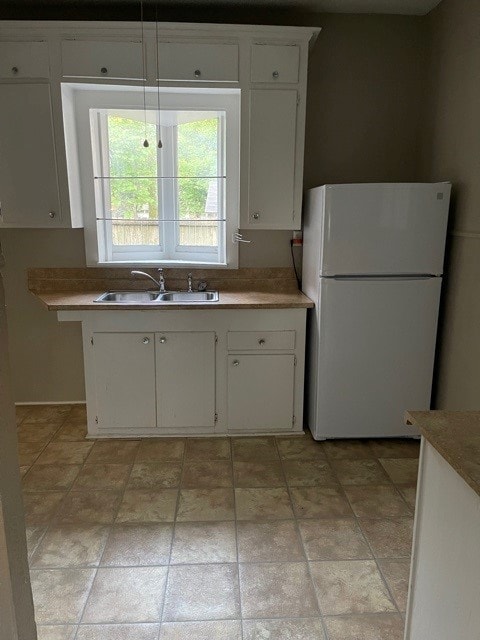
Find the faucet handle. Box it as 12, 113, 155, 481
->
198, 281, 208, 292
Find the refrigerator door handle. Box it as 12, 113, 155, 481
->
330, 275, 439, 282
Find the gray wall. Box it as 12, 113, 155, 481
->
420, 0, 480, 409
0, 12, 428, 402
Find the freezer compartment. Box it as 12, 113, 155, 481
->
318, 183, 450, 277
310, 276, 442, 439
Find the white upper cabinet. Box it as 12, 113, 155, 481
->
250, 44, 300, 84
156, 42, 239, 82
61, 40, 144, 79
0, 84, 63, 227
0, 41, 50, 78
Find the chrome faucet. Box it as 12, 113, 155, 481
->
131, 268, 166, 293
187, 272, 193, 293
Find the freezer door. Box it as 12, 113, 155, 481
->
319, 183, 450, 276
311, 277, 442, 439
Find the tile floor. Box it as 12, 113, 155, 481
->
17, 404, 419, 640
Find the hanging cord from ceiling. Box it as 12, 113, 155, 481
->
140, 0, 149, 148
155, 2, 163, 149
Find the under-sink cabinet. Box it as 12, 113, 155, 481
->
58, 308, 307, 437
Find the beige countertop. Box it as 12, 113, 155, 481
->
406, 410, 480, 497
32, 289, 314, 311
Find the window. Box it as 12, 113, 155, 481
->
63, 85, 240, 266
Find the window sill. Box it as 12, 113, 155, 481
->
91, 259, 237, 269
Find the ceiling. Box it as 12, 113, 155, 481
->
0, 0, 443, 17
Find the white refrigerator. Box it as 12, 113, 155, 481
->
302, 183, 451, 439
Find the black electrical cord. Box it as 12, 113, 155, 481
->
290, 239, 301, 289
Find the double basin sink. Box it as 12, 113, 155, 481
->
94, 290, 219, 304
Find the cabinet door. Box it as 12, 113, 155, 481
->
156, 332, 216, 430
0, 42, 50, 79
0, 84, 62, 227
157, 43, 239, 81
227, 354, 295, 431
250, 45, 299, 84
247, 89, 297, 228
61, 41, 144, 79
93, 332, 156, 431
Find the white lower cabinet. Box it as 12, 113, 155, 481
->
227, 354, 296, 431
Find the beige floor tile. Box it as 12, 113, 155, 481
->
76, 625, 160, 640
242, 618, 326, 640
128, 462, 182, 489
378, 559, 411, 611
116, 489, 178, 523
30, 568, 95, 624
23, 464, 82, 492
343, 486, 412, 518
26, 525, 47, 558
236, 520, 304, 562
324, 613, 405, 639
369, 438, 420, 459
332, 459, 391, 485
299, 518, 372, 561
290, 486, 354, 519
56, 491, 122, 524
20, 465, 30, 477
184, 437, 231, 461
283, 460, 338, 486
136, 439, 185, 462
36, 626, 77, 640
232, 437, 279, 461
22, 404, 72, 424
68, 405, 87, 423
18, 441, 46, 465
36, 442, 93, 465
397, 485, 417, 510
159, 620, 241, 640
53, 422, 88, 442
163, 563, 240, 621
171, 521, 236, 564
324, 440, 373, 460
87, 440, 139, 464
176, 488, 234, 522
276, 435, 326, 460
31, 525, 110, 568
23, 492, 66, 525
233, 460, 285, 487
101, 523, 173, 566
235, 488, 293, 521
358, 518, 414, 558
17, 423, 59, 443
15, 404, 31, 425
239, 562, 318, 618
181, 461, 233, 488
82, 566, 167, 623
310, 560, 396, 615
379, 458, 419, 485
72, 464, 131, 491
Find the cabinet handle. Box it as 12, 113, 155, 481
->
272, 70, 279, 79
232, 360, 240, 367
194, 69, 201, 78
101, 67, 108, 74
48, 211, 56, 219
11, 66, 19, 75
142, 337, 150, 344
252, 212, 260, 220
159, 336, 167, 343
258, 339, 266, 345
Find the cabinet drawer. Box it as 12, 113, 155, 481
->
0, 42, 50, 78
227, 330, 295, 351
157, 43, 238, 81
250, 44, 299, 83
61, 41, 144, 79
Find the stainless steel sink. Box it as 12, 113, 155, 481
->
94, 290, 219, 304
157, 291, 219, 302
94, 291, 160, 303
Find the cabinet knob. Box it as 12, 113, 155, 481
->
194, 69, 201, 78
252, 212, 260, 220
100, 67, 108, 74
272, 70, 279, 79
142, 337, 150, 344
159, 336, 167, 343
11, 66, 19, 75
232, 360, 240, 367
48, 211, 56, 219
258, 339, 266, 345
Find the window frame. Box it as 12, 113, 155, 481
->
62, 83, 240, 268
